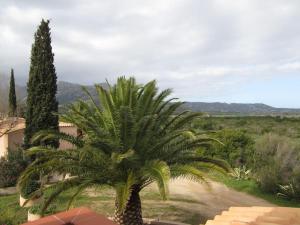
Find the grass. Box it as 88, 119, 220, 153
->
211, 173, 300, 207
0, 186, 207, 225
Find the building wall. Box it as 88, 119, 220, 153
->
59, 126, 78, 150
0, 134, 8, 158
0, 125, 77, 159
8, 129, 24, 151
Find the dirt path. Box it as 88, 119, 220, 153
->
159, 178, 275, 221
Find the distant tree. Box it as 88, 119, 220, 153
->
24, 19, 59, 149
203, 129, 254, 167
8, 69, 17, 117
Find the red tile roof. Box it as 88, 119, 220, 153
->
205, 207, 300, 225
22, 207, 117, 225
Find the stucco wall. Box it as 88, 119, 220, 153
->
8, 128, 24, 151
59, 126, 78, 150
0, 125, 77, 158
0, 134, 8, 158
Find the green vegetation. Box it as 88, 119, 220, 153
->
194, 116, 300, 139
196, 116, 300, 202
202, 129, 254, 167
0, 150, 27, 188
19, 77, 228, 225
8, 68, 17, 117
24, 19, 59, 149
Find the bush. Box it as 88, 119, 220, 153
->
230, 166, 251, 180
0, 149, 27, 188
20, 178, 40, 198
254, 133, 300, 193
277, 181, 300, 201
203, 129, 254, 168
257, 166, 280, 193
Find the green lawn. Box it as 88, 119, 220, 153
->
211, 173, 300, 207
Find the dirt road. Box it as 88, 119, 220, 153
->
167, 178, 274, 220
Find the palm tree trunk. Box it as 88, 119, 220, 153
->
113, 188, 143, 225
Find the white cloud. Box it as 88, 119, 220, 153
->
0, 0, 300, 105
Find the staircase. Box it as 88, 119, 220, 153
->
205, 207, 300, 225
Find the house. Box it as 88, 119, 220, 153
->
0, 117, 78, 158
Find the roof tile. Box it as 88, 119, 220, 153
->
22, 207, 117, 225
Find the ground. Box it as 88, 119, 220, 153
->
163, 178, 274, 222
0, 178, 275, 225
81, 178, 274, 224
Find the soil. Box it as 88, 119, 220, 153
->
150, 178, 275, 221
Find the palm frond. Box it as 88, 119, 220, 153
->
171, 164, 209, 185
142, 160, 170, 200
31, 130, 84, 148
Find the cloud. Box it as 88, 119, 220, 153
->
0, 0, 300, 105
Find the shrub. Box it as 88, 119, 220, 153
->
20, 178, 40, 198
0, 149, 27, 188
257, 166, 280, 193
203, 129, 254, 167
254, 133, 300, 193
277, 181, 300, 201
230, 166, 251, 180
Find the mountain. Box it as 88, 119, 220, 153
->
183, 102, 300, 115
16, 81, 300, 115
17, 81, 108, 105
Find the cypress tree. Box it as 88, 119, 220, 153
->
8, 68, 17, 117
24, 19, 59, 149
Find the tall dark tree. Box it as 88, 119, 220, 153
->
24, 19, 59, 149
8, 69, 17, 117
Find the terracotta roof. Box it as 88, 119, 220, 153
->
22, 207, 117, 225
205, 207, 300, 225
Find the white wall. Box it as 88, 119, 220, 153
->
0, 134, 8, 158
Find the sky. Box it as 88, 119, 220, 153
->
1, 0, 300, 108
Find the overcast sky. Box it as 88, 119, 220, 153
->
1, 0, 300, 108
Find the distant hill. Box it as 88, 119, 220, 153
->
183, 102, 300, 115
17, 81, 108, 105
16, 81, 300, 115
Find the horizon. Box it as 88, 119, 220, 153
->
1, 1, 300, 108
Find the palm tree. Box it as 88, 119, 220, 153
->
18, 77, 228, 225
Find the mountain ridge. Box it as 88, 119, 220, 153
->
16, 81, 300, 115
